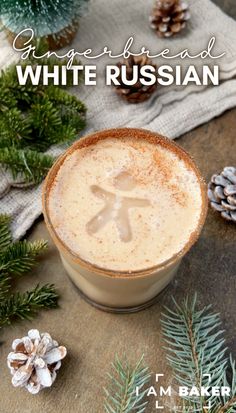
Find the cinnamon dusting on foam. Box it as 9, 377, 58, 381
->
47, 131, 204, 272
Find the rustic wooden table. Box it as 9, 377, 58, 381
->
0, 1, 235, 412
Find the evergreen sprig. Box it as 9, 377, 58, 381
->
0, 214, 58, 328
0, 147, 54, 184
105, 298, 236, 413
161, 295, 236, 413
0, 239, 47, 275
0, 214, 12, 250
104, 355, 151, 413
0, 284, 58, 327
0, 41, 87, 185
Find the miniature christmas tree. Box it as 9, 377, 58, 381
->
0, 0, 90, 49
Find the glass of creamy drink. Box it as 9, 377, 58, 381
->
42, 128, 207, 313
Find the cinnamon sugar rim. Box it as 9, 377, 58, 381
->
42, 128, 208, 279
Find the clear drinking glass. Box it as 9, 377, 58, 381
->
42, 128, 208, 313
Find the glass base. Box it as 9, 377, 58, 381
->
71, 281, 170, 314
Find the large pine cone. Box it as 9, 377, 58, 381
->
208, 166, 236, 223
150, 0, 190, 38
115, 56, 157, 104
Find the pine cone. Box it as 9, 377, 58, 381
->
150, 0, 190, 38
208, 166, 236, 223
115, 56, 157, 104
7, 329, 67, 394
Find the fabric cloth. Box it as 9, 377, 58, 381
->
0, 0, 236, 239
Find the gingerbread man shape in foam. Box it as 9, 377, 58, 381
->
86, 172, 150, 242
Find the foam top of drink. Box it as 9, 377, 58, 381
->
48, 134, 204, 272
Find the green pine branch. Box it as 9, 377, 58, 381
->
0, 107, 32, 146
45, 86, 87, 132
0, 214, 59, 329
0, 284, 58, 328
104, 355, 151, 413
0, 147, 54, 184
0, 43, 87, 185
215, 356, 236, 413
0, 239, 47, 275
0, 215, 13, 300
0, 215, 12, 250
161, 295, 236, 413
103, 298, 236, 413
0, 273, 11, 302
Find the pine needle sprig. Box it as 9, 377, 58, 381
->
104, 298, 236, 413
0, 107, 32, 146
0, 40, 87, 185
0, 284, 58, 328
29, 99, 62, 135
215, 356, 236, 413
45, 86, 87, 133
0, 239, 48, 275
45, 85, 87, 113
0, 215, 14, 300
0, 214, 59, 329
0, 147, 54, 183
104, 354, 151, 413
0, 273, 11, 302
161, 295, 236, 412
0, 214, 12, 250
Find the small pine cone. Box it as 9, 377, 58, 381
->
7, 329, 67, 394
115, 56, 157, 104
208, 166, 236, 223
150, 0, 190, 38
